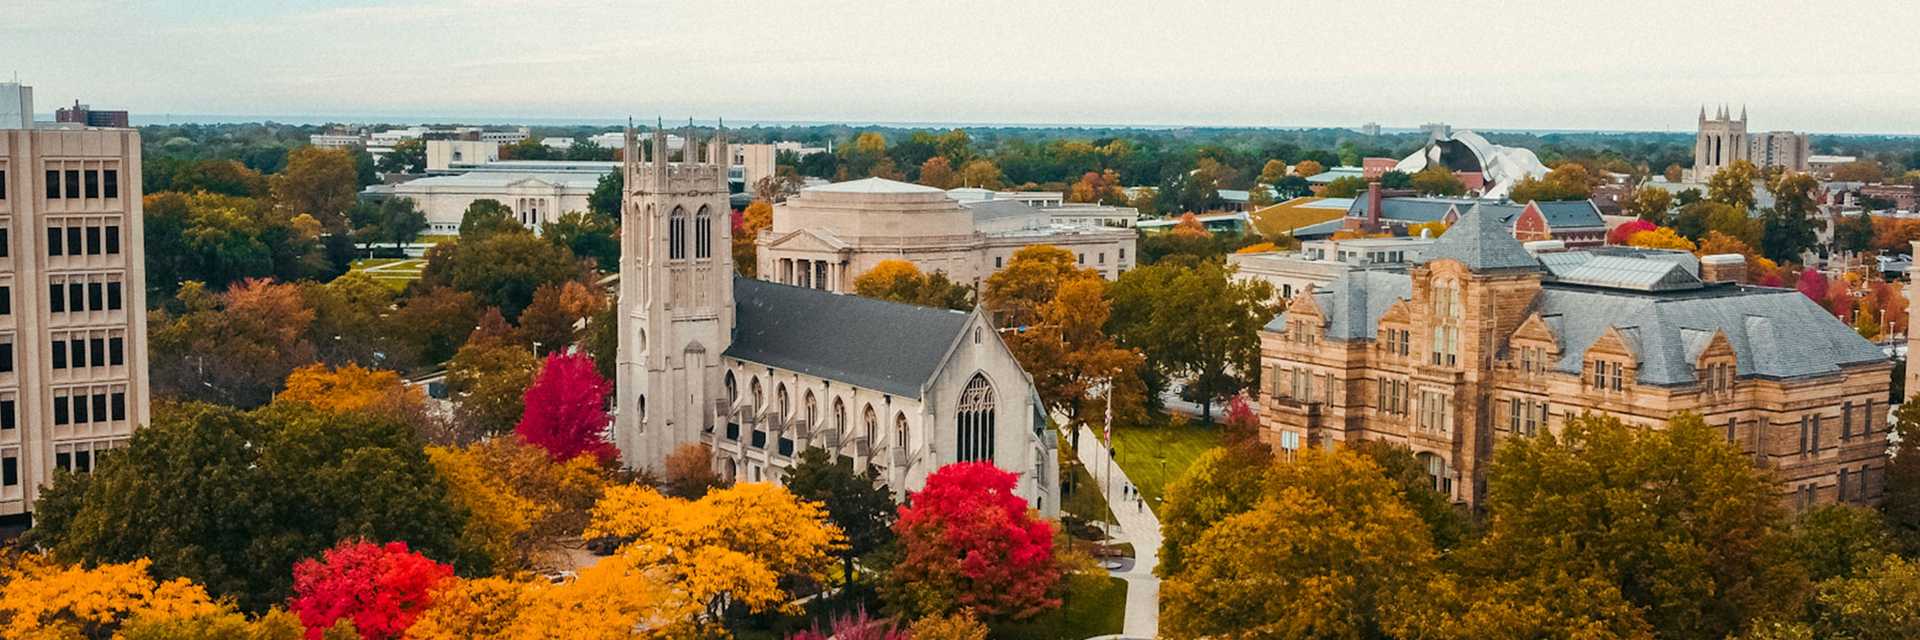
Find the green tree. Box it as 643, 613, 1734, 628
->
387, 286, 484, 369
271, 146, 361, 229
588, 170, 624, 219
1762, 172, 1820, 262
541, 210, 620, 272
1106, 261, 1275, 422
1833, 212, 1876, 254
378, 139, 426, 175
27, 402, 465, 613
1475, 413, 1805, 639
1622, 185, 1675, 224
1508, 164, 1596, 203
1161, 447, 1435, 640
1882, 401, 1920, 553
1156, 443, 1270, 578
1376, 169, 1413, 189
1320, 175, 1367, 198
300, 273, 402, 370
171, 159, 269, 197
1810, 554, 1920, 639
1349, 439, 1470, 550
458, 199, 522, 241
446, 327, 539, 440
784, 447, 896, 590
1787, 505, 1894, 583
441, 232, 584, 320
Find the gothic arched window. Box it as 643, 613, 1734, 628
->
776, 383, 790, 419
833, 398, 847, 435
694, 205, 713, 259
668, 206, 688, 260
750, 377, 763, 413
956, 374, 996, 462
804, 392, 818, 428
895, 412, 910, 456
862, 405, 878, 446
724, 371, 737, 406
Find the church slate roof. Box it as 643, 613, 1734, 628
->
1531, 286, 1887, 385
1421, 203, 1541, 271
725, 277, 973, 398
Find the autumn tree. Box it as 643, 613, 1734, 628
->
1107, 260, 1276, 422
289, 540, 454, 640
1293, 160, 1325, 178
1622, 185, 1676, 223
516, 280, 606, 355
1508, 163, 1596, 203
149, 278, 317, 408
662, 442, 726, 498
1608, 218, 1657, 245
300, 273, 403, 369
458, 199, 521, 240
1410, 165, 1466, 196
446, 325, 538, 441
1829, 160, 1887, 183
279, 363, 435, 435
586, 482, 843, 635
0, 555, 225, 639
540, 210, 619, 272
27, 403, 465, 612
436, 231, 585, 320
851, 259, 975, 311
1627, 226, 1697, 251
918, 156, 958, 189
884, 463, 1062, 620
386, 286, 484, 368
1472, 413, 1804, 639
734, 199, 774, 277
1347, 439, 1470, 551
982, 245, 1086, 328
515, 351, 617, 465
956, 159, 1004, 189
1707, 159, 1760, 209
271, 146, 361, 229
1162, 447, 1436, 639
785, 447, 897, 589
1156, 444, 1271, 577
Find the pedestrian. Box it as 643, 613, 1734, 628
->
1137, 498, 1143, 513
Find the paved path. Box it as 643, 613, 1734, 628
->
1074, 424, 1161, 639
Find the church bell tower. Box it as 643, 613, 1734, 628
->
615, 121, 735, 471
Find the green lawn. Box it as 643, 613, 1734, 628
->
991, 574, 1128, 640
1059, 434, 1115, 527
1109, 418, 1221, 512
349, 258, 427, 292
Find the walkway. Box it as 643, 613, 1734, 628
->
1074, 424, 1161, 639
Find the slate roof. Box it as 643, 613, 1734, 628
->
1421, 203, 1541, 271
1344, 197, 1606, 230
725, 277, 972, 398
1267, 270, 1412, 341
1532, 286, 1887, 385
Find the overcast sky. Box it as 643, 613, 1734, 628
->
6, 0, 1918, 133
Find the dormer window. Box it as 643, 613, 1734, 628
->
1590, 360, 1626, 391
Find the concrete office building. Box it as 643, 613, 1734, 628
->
1, 84, 35, 129
0, 127, 152, 518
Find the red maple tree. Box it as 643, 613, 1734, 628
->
515, 351, 618, 464
289, 540, 453, 640
1606, 219, 1656, 245
890, 462, 1062, 620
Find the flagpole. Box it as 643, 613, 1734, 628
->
1104, 378, 1114, 545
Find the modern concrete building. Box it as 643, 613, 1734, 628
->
425, 140, 500, 172
1262, 205, 1889, 509
1750, 130, 1812, 173
0, 84, 31, 129
614, 127, 1059, 513
0, 127, 151, 518
759, 178, 1136, 292
731, 143, 776, 192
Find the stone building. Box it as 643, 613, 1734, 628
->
614, 127, 1058, 513
1345, 184, 1609, 246
1692, 106, 1810, 178
1261, 204, 1889, 508
758, 177, 1135, 292
0, 126, 152, 518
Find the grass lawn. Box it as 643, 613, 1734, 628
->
991, 574, 1128, 640
349, 258, 427, 292
1059, 433, 1115, 526
1109, 417, 1221, 512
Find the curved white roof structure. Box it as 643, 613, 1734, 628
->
1394, 130, 1548, 200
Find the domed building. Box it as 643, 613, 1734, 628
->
757, 177, 1136, 292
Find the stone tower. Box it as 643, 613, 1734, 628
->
1693, 104, 1749, 180
615, 121, 734, 471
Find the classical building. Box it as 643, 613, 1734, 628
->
0, 126, 152, 518
1261, 204, 1888, 509
614, 127, 1059, 513
386, 170, 598, 234
758, 178, 1135, 292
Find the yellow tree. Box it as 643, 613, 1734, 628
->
1010, 276, 1146, 428
269, 146, 360, 229
0, 555, 226, 639
585, 483, 843, 634
1626, 226, 1697, 251
429, 446, 543, 574
956, 159, 1004, 189
405, 577, 537, 640
982, 245, 1086, 328
919, 156, 958, 189
1293, 160, 1325, 178
279, 362, 426, 418
734, 199, 774, 277
1707, 160, 1760, 209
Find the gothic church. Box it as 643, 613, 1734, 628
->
613, 125, 1059, 513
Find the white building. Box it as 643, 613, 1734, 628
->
1228, 236, 1434, 302
479, 128, 529, 144
367, 128, 427, 147
425, 140, 500, 172
388, 171, 597, 233
308, 134, 363, 149
759, 178, 1137, 292
0, 83, 32, 129
615, 127, 1059, 512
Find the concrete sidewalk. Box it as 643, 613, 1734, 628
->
1074, 424, 1161, 639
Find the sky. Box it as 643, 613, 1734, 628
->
5, 0, 1919, 133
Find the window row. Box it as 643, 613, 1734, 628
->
1380, 328, 1410, 356
53, 389, 130, 426
43, 166, 120, 200
1286, 320, 1320, 346
1589, 360, 1627, 391
53, 438, 127, 474
47, 221, 123, 257
48, 277, 126, 314
1417, 390, 1451, 433
1837, 464, 1877, 503
50, 332, 127, 370
665, 207, 715, 261
1507, 397, 1549, 436
1275, 366, 1332, 404
1516, 344, 1550, 374
1702, 361, 1734, 394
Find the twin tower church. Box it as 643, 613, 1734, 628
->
611, 125, 1060, 513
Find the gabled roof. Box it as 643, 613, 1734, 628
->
1268, 270, 1411, 340
725, 277, 972, 398
1345, 197, 1605, 230
1421, 204, 1540, 271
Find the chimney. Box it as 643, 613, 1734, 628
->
1366, 181, 1383, 231
1699, 254, 1747, 284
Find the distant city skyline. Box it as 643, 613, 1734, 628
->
6, 0, 1920, 134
